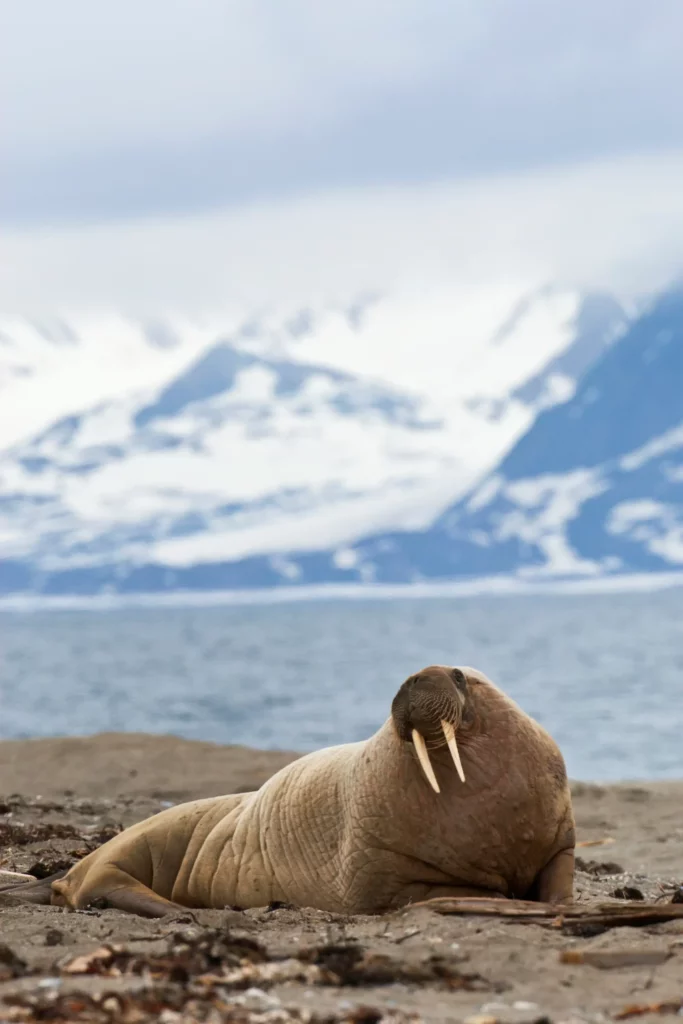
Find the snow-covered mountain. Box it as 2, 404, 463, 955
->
0, 285, 625, 595
331, 285, 683, 585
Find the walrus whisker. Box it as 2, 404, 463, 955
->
441, 719, 466, 783
411, 728, 440, 793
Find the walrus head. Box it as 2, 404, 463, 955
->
391, 665, 468, 794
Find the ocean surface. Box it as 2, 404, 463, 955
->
2, 589, 683, 782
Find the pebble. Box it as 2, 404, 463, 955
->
158, 1011, 182, 1024
235, 987, 282, 1012
471, 1001, 547, 1024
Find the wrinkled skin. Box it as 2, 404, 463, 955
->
8, 666, 575, 918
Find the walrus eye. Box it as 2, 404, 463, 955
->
451, 668, 467, 693
411, 720, 466, 794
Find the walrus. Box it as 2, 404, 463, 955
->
5, 666, 575, 918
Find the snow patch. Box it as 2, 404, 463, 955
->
466, 474, 503, 513
620, 424, 683, 471
333, 548, 359, 570
607, 499, 683, 565
608, 500, 667, 534
269, 555, 302, 581
498, 469, 608, 576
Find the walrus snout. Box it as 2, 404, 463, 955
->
391, 665, 467, 793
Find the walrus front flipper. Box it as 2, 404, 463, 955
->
52, 867, 184, 919
534, 847, 575, 904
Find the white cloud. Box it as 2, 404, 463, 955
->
2, 151, 683, 315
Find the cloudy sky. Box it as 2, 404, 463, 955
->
4, 0, 683, 311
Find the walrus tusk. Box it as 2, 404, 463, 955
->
441, 719, 466, 783
411, 728, 440, 793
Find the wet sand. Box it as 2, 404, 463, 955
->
1, 733, 682, 1023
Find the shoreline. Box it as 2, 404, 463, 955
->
2, 569, 683, 612
0, 732, 681, 790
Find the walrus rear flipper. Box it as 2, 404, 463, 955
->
104, 887, 186, 918
0, 868, 70, 906
52, 866, 185, 919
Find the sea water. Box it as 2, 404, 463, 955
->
2, 590, 682, 781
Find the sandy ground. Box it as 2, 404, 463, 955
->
0, 733, 682, 1024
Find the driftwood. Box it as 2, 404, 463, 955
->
559, 949, 671, 969
403, 896, 683, 931
615, 1000, 683, 1020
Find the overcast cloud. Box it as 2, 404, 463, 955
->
4, 0, 683, 225
4, 1, 683, 315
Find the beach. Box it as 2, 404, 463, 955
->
0, 733, 682, 1023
